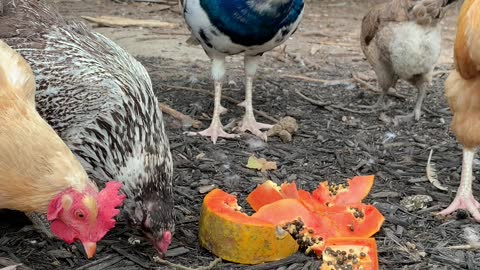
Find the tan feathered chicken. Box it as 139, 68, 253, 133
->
360, 0, 457, 122
439, 0, 480, 221
0, 40, 124, 258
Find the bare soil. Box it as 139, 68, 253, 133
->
1, 0, 478, 269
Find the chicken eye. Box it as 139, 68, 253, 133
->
74, 210, 85, 219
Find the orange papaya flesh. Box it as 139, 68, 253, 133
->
312, 175, 375, 206
280, 182, 299, 199
319, 204, 385, 238
320, 237, 379, 270
252, 199, 339, 255
198, 189, 299, 264
246, 180, 284, 211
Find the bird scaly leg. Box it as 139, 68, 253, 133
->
236, 55, 273, 140
187, 57, 238, 144
394, 84, 427, 124
438, 148, 480, 221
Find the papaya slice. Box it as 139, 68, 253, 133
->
319, 204, 385, 238
312, 175, 374, 206
252, 198, 339, 255
198, 189, 298, 264
246, 180, 284, 211
320, 237, 379, 270
246, 181, 300, 211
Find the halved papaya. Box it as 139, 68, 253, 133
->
198, 189, 298, 264
320, 237, 379, 270
312, 175, 374, 206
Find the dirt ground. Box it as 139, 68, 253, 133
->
1, 0, 478, 269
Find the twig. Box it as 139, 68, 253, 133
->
160, 84, 279, 123
154, 257, 221, 270
294, 89, 378, 115
111, 246, 150, 269
294, 89, 330, 107
75, 255, 118, 270
159, 102, 202, 128
81, 16, 177, 28
281, 74, 353, 85
352, 74, 407, 99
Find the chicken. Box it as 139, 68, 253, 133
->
0, 0, 174, 256
360, 0, 457, 122
180, 0, 304, 143
439, 0, 480, 221
0, 40, 124, 259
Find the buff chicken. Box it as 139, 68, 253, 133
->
0, 40, 125, 258
440, 0, 480, 221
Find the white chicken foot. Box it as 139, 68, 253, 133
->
438, 148, 480, 221
187, 80, 238, 144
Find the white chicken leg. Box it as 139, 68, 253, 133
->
236, 55, 273, 140
439, 148, 480, 221
189, 57, 238, 144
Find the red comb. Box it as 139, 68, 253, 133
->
97, 181, 126, 230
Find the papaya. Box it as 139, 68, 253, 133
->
320, 237, 379, 270
198, 189, 298, 264
312, 175, 375, 206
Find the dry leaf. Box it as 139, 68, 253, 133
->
426, 149, 449, 191
246, 156, 277, 172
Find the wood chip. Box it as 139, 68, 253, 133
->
81, 16, 177, 28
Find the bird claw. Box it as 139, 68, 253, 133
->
186, 125, 238, 144
235, 116, 273, 141
438, 194, 480, 222
393, 112, 416, 125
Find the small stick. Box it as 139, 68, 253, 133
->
352, 74, 407, 99
295, 89, 378, 115
282, 74, 353, 85
160, 84, 279, 123
159, 102, 202, 129
154, 257, 221, 270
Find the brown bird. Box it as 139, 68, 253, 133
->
360, 0, 457, 122
440, 0, 480, 221
0, 40, 124, 259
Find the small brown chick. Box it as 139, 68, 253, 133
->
360, 0, 457, 122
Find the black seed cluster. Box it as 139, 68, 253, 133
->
351, 207, 365, 219
281, 219, 323, 255
323, 247, 367, 270
328, 183, 347, 196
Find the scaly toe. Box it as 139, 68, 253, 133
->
438, 195, 480, 222
185, 126, 238, 144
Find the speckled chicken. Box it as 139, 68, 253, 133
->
1, 0, 174, 256
440, 0, 480, 221
360, 0, 457, 122
180, 0, 304, 143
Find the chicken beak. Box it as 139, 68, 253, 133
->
82, 241, 97, 259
